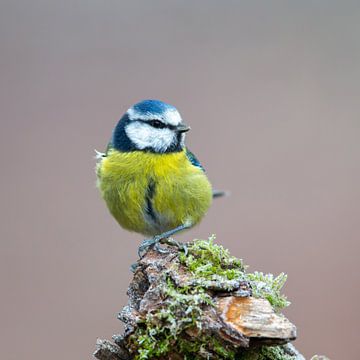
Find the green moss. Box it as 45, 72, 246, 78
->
238, 345, 297, 360
247, 272, 290, 310
178, 336, 236, 360
180, 236, 289, 311
179, 235, 246, 281
130, 236, 291, 359
130, 275, 216, 359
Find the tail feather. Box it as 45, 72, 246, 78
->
212, 190, 229, 198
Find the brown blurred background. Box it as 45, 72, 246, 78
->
1, 1, 359, 359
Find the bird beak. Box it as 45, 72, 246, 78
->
176, 123, 191, 133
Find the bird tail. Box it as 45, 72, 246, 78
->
212, 190, 229, 198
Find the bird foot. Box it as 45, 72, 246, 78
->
138, 236, 189, 258
160, 237, 188, 256
138, 235, 166, 257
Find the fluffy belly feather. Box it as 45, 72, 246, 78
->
97, 149, 212, 236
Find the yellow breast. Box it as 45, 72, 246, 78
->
97, 149, 212, 236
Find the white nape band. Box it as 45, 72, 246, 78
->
163, 109, 182, 126
126, 107, 182, 126
127, 107, 153, 121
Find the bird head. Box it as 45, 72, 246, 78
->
112, 100, 190, 153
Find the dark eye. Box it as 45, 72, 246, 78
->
149, 120, 165, 129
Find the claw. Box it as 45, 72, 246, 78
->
138, 235, 164, 257
137, 222, 192, 259
138, 239, 153, 257
175, 241, 188, 256
182, 243, 188, 256
154, 242, 170, 254
160, 237, 188, 255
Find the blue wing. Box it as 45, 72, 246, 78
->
186, 148, 226, 198
185, 148, 205, 172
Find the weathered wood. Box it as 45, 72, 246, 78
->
93, 241, 307, 359
94, 339, 130, 360
217, 296, 296, 341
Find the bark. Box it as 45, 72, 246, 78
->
93, 243, 315, 359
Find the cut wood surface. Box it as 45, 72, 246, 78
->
217, 296, 296, 340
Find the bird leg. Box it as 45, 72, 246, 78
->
138, 223, 192, 257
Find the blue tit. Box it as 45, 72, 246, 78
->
96, 100, 223, 256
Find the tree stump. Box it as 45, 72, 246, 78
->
93, 237, 325, 359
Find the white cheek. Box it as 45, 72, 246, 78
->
125, 122, 176, 152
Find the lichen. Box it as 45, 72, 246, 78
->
178, 335, 236, 360
246, 272, 290, 310
129, 236, 291, 359
129, 275, 216, 359
238, 345, 298, 360
179, 235, 246, 281
180, 236, 289, 311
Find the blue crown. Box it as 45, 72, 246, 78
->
131, 100, 177, 116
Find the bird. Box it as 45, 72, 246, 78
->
96, 99, 223, 257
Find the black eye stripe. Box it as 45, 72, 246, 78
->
150, 120, 164, 128
139, 119, 176, 130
